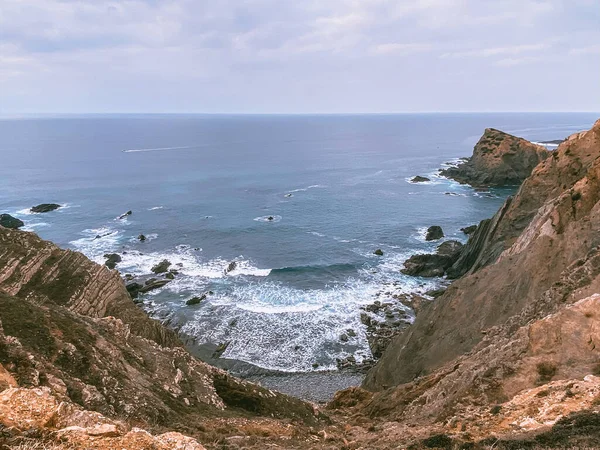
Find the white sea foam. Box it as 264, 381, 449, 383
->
308, 231, 326, 238
254, 215, 282, 223
21, 222, 50, 231
148, 206, 164, 210
287, 184, 326, 193
123, 145, 197, 153
70, 227, 122, 259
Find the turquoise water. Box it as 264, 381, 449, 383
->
1, 113, 596, 372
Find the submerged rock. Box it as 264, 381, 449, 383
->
411, 175, 431, 183
31, 203, 61, 213
213, 342, 230, 358
0, 214, 24, 229
225, 261, 237, 274
103, 253, 122, 270
118, 210, 132, 220
186, 294, 206, 306
425, 225, 444, 241
138, 279, 171, 293
151, 259, 171, 274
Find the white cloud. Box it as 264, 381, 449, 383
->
371, 43, 432, 55
442, 43, 549, 59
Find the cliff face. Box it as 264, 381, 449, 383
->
365, 119, 600, 391
0, 227, 177, 347
441, 128, 549, 187
0, 228, 324, 449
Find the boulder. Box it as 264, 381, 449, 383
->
373, 249, 384, 256
138, 279, 171, 293
164, 272, 175, 280
151, 259, 171, 274
0, 214, 24, 229
225, 261, 237, 274
186, 295, 206, 306
411, 176, 430, 183
125, 282, 143, 299
401, 240, 463, 278
103, 253, 122, 270
436, 240, 463, 258
425, 226, 444, 241
460, 225, 477, 235
31, 203, 61, 213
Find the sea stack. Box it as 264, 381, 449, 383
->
440, 128, 549, 187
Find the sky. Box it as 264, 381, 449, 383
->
1, 0, 599, 113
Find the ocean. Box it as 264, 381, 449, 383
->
1, 113, 597, 376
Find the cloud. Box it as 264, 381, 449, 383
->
442, 43, 550, 59
370, 43, 432, 55
0, 0, 598, 112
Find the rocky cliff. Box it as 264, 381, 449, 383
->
0, 228, 327, 449
365, 119, 600, 391
441, 128, 549, 187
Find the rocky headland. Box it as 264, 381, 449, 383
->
440, 128, 550, 187
1, 120, 599, 449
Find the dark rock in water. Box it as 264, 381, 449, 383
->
0, 214, 24, 229
118, 210, 133, 220
402, 240, 463, 278
411, 176, 430, 183
138, 234, 146, 241
31, 203, 61, 213
284, 193, 293, 198
124, 274, 134, 281
374, 249, 384, 256
225, 261, 237, 274
164, 272, 175, 280
213, 342, 230, 358
126, 282, 143, 299
169, 269, 179, 275
151, 259, 171, 274
425, 226, 444, 241
312, 363, 320, 369
138, 279, 171, 293
425, 288, 446, 298
145, 278, 157, 285
460, 225, 478, 235
346, 329, 357, 337
94, 231, 113, 240
340, 333, 349, 342
186, 294, 206, 306
103, 253, 122, 270
267, 216, 274, 221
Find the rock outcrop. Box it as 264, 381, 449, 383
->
31, 203, 61, 213
0, 227, 177, 347
0, 214, 24, 229
401, 240, 463, 277
0, 228, 323, 444
440, 128, 549, 187
364, 119, 600, 398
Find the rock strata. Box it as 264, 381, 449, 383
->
365, 119, 600, 395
